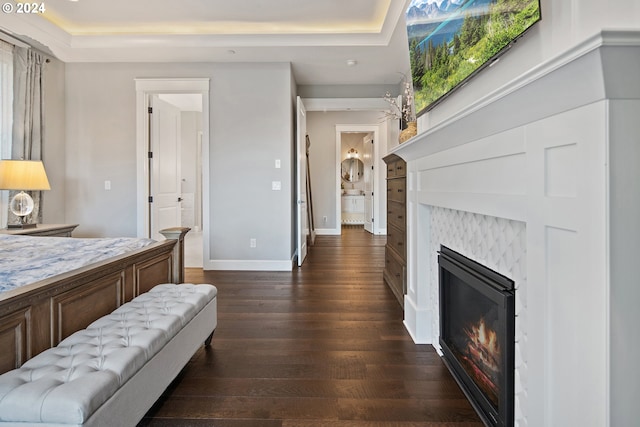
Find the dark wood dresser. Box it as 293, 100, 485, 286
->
383, 154, 406, 307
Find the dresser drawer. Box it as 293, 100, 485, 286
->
387, 178, 406, 203
387, 224, 405, 258
393, 160, 406, 177
387, 200, 406, 230
386, 161, 398, 178
384, 249, 406, 302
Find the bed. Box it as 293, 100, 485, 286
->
0, 227, 190, 375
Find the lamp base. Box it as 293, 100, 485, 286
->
7, 223, 37, 229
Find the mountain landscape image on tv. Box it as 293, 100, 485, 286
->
406, 0, 541, 115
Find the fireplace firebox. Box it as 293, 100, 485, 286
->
438, 246, 515, 427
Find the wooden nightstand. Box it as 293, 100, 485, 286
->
0, 224, 79, 237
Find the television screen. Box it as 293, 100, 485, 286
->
406, 0, 541, 116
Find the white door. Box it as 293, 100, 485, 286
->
363, 133, 374, 233
150, 95, 182, 240
296, 96, 309, 266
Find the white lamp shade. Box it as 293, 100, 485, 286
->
0, 160, 51, 191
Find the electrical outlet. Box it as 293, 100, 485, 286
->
250, 238, 257, 248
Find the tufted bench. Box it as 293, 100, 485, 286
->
0, 283, 217, 427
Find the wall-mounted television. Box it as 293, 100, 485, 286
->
406, 0, 541, 116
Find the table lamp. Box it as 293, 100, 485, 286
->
0, 160, 51, 229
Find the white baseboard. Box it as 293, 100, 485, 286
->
403, 294, 433, 344
203, 259, 294, 271
315, 228, 340, 235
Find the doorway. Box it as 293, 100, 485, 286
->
135, 78, 210, 268
339, 131, 371, 231
335, 125, 380, 235
153, 94, 204, 267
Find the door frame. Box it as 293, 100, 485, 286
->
134, 78, 210, 257
303, 98, 390, 236
296, 96, 309, 266
336, 125, 381, 235
362, 132, 374, 233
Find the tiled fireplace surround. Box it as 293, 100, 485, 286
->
390, 31, 640, 427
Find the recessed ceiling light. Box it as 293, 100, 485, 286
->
346, 59, 358, 67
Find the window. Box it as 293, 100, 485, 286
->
0, 39, 12, 226
0, 39, 12, 159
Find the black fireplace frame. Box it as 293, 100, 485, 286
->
438, 246, 515, 427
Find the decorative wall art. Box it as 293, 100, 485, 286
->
406, 0, 541, 115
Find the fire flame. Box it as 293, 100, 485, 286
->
468, 318, 500, 370
460, 317, 501, 404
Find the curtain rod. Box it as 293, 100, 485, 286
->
0, 30, 30, 49
0, 30, 52, 63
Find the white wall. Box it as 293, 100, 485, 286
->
180, 111, 201, 228
418, 0, 640, 132
41, 57, 66, 224
180, 111, 201, 197
208, 63, 294, 269
608, 99, 640, 427
306, 110, 386, 233
65, 62, 295, 269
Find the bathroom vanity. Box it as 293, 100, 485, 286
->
341, 193, 365, 224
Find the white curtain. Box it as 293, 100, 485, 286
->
9, 46, 46, 225
0, 40, 13, 227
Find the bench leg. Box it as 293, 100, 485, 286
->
204, 330, 215, 346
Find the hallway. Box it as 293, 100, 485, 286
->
140, 227, 482, 426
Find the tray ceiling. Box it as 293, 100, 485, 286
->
1, 0, 411, 85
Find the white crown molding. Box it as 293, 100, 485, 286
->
0, 14, 71, 57
1, 0, 405, 62
381, 0, 411, 43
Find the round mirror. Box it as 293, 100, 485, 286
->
341, 158, 364, 183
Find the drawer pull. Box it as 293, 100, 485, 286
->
397, 215, 403, 219
397, 242, 403, 246
397, 189, 403, 193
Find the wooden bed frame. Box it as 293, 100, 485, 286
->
0, 227, 190, 375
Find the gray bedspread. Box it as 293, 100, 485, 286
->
0, 234, 155, 293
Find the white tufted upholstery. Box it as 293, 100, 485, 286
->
0, 283, 217, 425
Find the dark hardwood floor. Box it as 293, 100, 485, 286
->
139, 226, 482, 427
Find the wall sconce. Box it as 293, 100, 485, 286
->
346, 148, 359, 159
0, 160, 51, 229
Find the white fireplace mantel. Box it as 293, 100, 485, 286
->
390, 30, 640, 427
